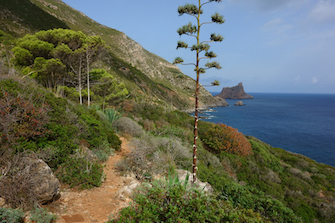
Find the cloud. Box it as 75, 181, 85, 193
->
294, 76, 300, 81
312, 77, 318, 84
229, 0, 309, 12
309, 0, 335, 24
262, 18, 292, 36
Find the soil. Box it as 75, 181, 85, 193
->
45, 137, 132, 223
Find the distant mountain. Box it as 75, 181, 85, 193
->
0, 0, 227, 110
215, 82, 254, 99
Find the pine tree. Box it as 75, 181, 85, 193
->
173, 0, 225, 183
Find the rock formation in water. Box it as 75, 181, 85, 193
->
215, 82, 254, 99
234, 101, 244, 106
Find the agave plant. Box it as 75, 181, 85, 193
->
104, 108, 123, 125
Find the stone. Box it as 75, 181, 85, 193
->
120, 176, 141, 197
20, 157, 61, 204
176, 169, 214, 194
234, 101, 243, 106
216, 82, 254, 99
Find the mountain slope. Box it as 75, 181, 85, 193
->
0, 0, 227, 110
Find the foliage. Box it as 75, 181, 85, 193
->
218, 181, 302, 223
0, 90, 50, 150
109, 178, 266, 223
0, 207, 24, 223
30, 206, 57, 223
200, 122, 252, 157
0, 77, 120, 189
104, 108, 123, 125
56, 157, 103, 189
126, 134, 191, 179
113, 117, 144, 137
92, 140, 115, 162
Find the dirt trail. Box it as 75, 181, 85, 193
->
46, 137, 132, 223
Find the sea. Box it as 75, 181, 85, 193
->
198, 93, 335, 167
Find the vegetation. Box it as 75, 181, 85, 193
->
200, 122, 253, 157
110, 175, 266, 223
1, 1, 335, 222
173, 0, 224, 182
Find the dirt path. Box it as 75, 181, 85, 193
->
46, 137, 132, 223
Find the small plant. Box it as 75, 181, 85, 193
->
30, 206, 57, 223
104, 108, 123, 125
0, 207, 24, 223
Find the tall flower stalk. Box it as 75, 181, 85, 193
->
173, 0, 225, 183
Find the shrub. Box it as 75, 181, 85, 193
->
30, 206, 56, 223
55, 157, 103, 189
0, 91, 50, 150
92, 140, 114, 162
126, 134, 191, 179
109, 178, 266, 223
0, 207, 24, 223
113, 117, 144, 137
200, 123, 252, 157
219, 181, 302, 223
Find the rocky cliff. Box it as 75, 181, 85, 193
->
215, 82, 254, 99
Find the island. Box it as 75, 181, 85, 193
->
215, 82, 254, 99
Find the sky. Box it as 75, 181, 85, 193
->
62, 0, 335, 94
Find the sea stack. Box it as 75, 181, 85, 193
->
215, 82, 254, 99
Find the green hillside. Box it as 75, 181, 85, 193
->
1, 1, 335, 222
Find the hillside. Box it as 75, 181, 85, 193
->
0, 0, 227, 110
1, 1, 335, 223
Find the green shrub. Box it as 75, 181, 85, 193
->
249, 140, 283, 172
109, 178, 266, 223
219, 182, 302, 223
56, 157, 103, 189
0, 207, 24, 223
30, 206, 56, 223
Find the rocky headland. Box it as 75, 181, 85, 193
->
215, 82, 254, 99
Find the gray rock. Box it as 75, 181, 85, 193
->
176, 169, 213, 193
21, 157, 61, 204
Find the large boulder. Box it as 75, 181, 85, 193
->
20, 157, 61, 204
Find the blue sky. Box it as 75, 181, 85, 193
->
62, 0, 335, 94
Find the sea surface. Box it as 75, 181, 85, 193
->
198, 93, 335, 167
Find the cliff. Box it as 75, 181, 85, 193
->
215, 82, 254, 99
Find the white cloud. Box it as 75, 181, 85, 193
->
312, 77, 318, 83
294, 76, 300, 81
229, 0, 310, 12
309, 0, 335, 24
262, 18, 292, 35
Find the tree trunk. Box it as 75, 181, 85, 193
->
78, 57, 82, 105
86, 49, 90, 107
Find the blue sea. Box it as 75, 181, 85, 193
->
199, 93, 335, 167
